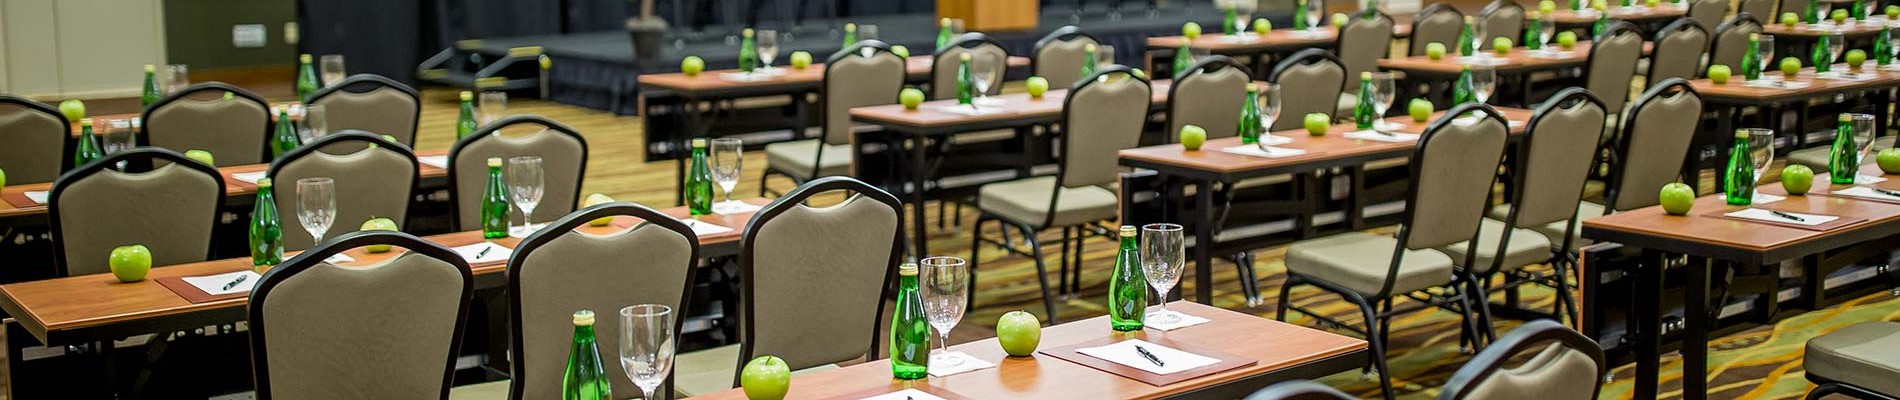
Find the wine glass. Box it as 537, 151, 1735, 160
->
1305, 0, 1324, 30
1471, 67, 1497, 104
920, 256, 970, 367
757, 29, 780, 72
1370, 72, 1399, 130
860, 24, 879, 41
619, 304, 676, 400
319, 55, 347, 88
1850, 113, 1878, 182
297, 177, 336, 244
1258, 83, 1283, 137
1758, 35, 1776, 76
1537, 18, 1557, 53
165, 64, 189, 95
709, 138, 743, 210
972, 53, 1001, 105
1744, 128, 1775, 201
1097, 44, 1117, 66
301, 104, 328, 142
101, 119, 136, 156
1828, 34, 1845, 68
507, 156, 545, 237
1141, 224, 1188, 318
479, 92, 508, 124
1234, 0, 1255, 35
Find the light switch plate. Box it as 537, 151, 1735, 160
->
232, 24, 267, 48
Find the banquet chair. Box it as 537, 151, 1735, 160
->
247, 230, 472, 400
970, 66, 1149, 323
1644, 19, 1712, 83
1803, 321, 1900, 399
1586, 22, 1645, 117
760, 41, 902, 192
1408, 3, 1465, 56
266, 131, 417, 250
1032, 25, 1101, 90
1738, 0, 1775, 22
1436, 320, 1607, 400
1244, 380, 1359, 400
448, 115, 587, 231
931, 33, 1008, 100
49, 148, 223, 277
307, 74, 420, 147
1688, 0, 1730, 26
141, 82, 272, 166
1336, 11, 1395, 116
928, 32, 1028, 201
1479, 0, 1525, 45
1166, 56, 1250, 140
1605, 79, 1702, 214
1267, 49, 1345, 131
1278, 103, 1510, 399
0, 95, 70, 183
1708, 15, 1764, 74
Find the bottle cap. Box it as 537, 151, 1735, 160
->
1465, 15, 1475, 23
942, 18, 952, 27
1119, 225, 1137, 237
82, 118, 93, 127
1529, 10, 1541, 19
300, 54, 312, 63
1750, 33, 1760, 40
693, 138, 709, 148
460, 91, 473, 101
1842, 113, 1853, 122
1247, 83, 1258, 92
1362, 71, 1373, 80
1735, 129, 1750, 138
1085, 43, 1098, 52
573, 310, 595, 326
487, 157, 502, 167
899, 262, 918, 276
743, 28, 754, 37
257, 177, 272, 188
960, 53, 972, 61
846, 23, 857, 31
144, 64, 155, 73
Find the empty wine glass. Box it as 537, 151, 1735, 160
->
620, 304, 676, 400
1097, 44, 1117, 66
479, 92, 508, 124
302, 104, 328, 142
757, 29, 780, 72
1142, 224, 1189, 317
1370, 72, 1399, 130
710, 138, 742, 210
165, 64, 190, 95
921, 256, 969, 367
297, 177, 336, 245
1471, 67, 1497, 104
1537, 18, 1557, 53
1828, 34, 1845, 68
319, 55, 347, 88
1744, 129, 1775, 201
101, 119, 136, 156
1759, 35, 1776, 76
1258, 83, 1283, 136
1850, 113, 1878, 182
972, 53, 1001, 105
1233, 0, 1255, 35
507, 156, 544, 237
859, 24, 879, 41
1305, 0, 1324, 30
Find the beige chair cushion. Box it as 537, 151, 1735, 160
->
978, 176, 1118, 228
932, 44, 1008, 100
451, 128, 586, 230
765, 139, 852, 179
310, 86, 419, 145
145, 98, 269, 166
1438, 219, 1554, 275
257, 255, 464, 400
1035, 37, 1100, 90
1168, 65, 1250, 140
747, 194, 900, 370
1366, 157, 1410, 170
271, 143, 415, 251
55, 164, 221, 276
1286, 232, 1456, 296
1788, 136, 1895, 172
447, 380, 509, 400
0, 103, 67, 184
1489, 201, 1605, 252
673, 344, 841, 397
1709, 20, 1762, 75
1805, 321, 1900, 396
1409, 8, 1465, 56
513, 223, 695, 399
1460, 342, 1603, 400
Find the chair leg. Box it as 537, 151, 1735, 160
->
1069, 228, 1086, 297
1552, 257, 1583, 329
1355, 296, 1395, 400
1019, 223, 1061, 324
1234, 251, 1262, 306
967, 217, 987, 309
1058, 227, 1073, 297
1469, 279, 1499, 346
1276, 276, 1299, 321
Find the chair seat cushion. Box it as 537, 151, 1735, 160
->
1805, 321, 1900, 396
978, 176, 1119, 228
765, 139, 852, 180
1286, 232, 1456, 297
672, 344, 841, 397
448, 380, 510, 400
1488, 201, 1605, 252
1438, 219, 1554, 274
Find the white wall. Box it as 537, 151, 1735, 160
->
0, 0, 167, 100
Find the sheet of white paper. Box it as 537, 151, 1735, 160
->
23, 191, 48, 204
181, 270, 262, 296
679, 219, 734, 236
1144, 309, 1213, 331
417, 155, 449, 169
1218, 145, 1309, 158
926, 352, 997, 377
1743, 80, 1813, 89
712, 201, 763, 215
324, 253, 356, 264
1342, 130, 1419, 142
1857, 174, 1889, 184
1528, 50, 1578, 59
930, 105, 1016, 116
231, 171, 266, 184
1816, 70, 1877, 81
717, 72, 774, 82
1724, 208, 1839, 226
1218, 34, 1260, 43
1075, 339, 1222, 375
1829, 186, 1900, 201
1717, 192, 1785, 205
1252, 134, 1293, 146
451, 242, 512, 263
1288, 29, 1331, 39
858, 389, 948, 400
1457, 57, 1510, 66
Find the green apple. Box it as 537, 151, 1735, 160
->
789, 51, 813, 69
1556, 31, 1578, 49
997, 310, 1042, 356
360, 217, 399, 253
1304, 113, 1331, 136
1878, 148, 1900, 173
184, 149, 215, 166
1182, 22, 1202, 39
1660, 182, 1695, 215
1832, 9, 1849, 23
1645, 0, 1659, 7
1887, 5, 1899, 19
1782, 164, 1815, 194
891, 45, 910, 58
1781, 12, 1800, 27
1540, 0, 1558, 13
1131, 68, 1147, 79
583, 193, 616, 226
109, 244, 152, 283
1708, 64, 1732, 84
1409, 98, 1435, 122
0, 167, 6, 188
58, 99, 86, 124
900, 87, 925, 109
1331, 13, 1349, 27
1781, 57, 1802, 78
1493, 37, 1513, 55
741, 355, 791, 400
1846, 49, 1868, 69
681, 56, 706, 76
1179, 124, 1207, 151
1026, 76, 1050, 98
1254, 18, 1271, 35
1426, 42, 1448, 60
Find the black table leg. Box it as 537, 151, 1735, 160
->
1683, 256, 1712, 399
1194, 179, 1216, 304
1633, 249, 1664, 400
912, 134, 931, 258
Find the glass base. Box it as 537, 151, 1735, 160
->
1146, 309, 1183, 325
930, 351, 967, 367
508, 223, 544, 238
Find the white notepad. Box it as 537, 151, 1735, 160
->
417, 155, 449, 169
451, 242, 512, 263
717, 72, 774, 82
1829, 186, 1900, 201
1725, 208, 1838, 226
1717, 192, 1785, 205
930, 105, 1016, 116
712, 201, 762, 215
1219, 145, 1308, 158
182, 270, 261, 296
231, 171, 266, 184
679, 219, 734, 236
23, 191, 48, 204
1342, 130, 1419, 142
858, 389, 948, 400
1075, 339, 1222, 375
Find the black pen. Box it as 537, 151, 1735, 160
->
1872, 188, 1900, 198
1768, 210, 1807, 222
476, 246, 491, 258
221, 275, 248, 291
1135, 345, 1165, 367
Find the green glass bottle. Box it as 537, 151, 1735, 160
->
1355, 72, 1378, 129
1108, 226, 1148, 332
1813, 34, 1833, 73
1453, 65, 1476, 104
889, 262, 930, 380
1292, 0, 1308, 29
957, 53, 975, 105
1806, 0, 1821, 24
1853, 0, 1868, 19
272, 107, 299, 159
1743, 33, 1763, 80
482, 157, 512, 239
457, 91, 479, 139
1524, 12, 1543, 50
250, 178, 284, 268
937, 18, 955, 50
1458, 16, 1479, 56
1172, 41, 1195, 79
296, 54, 320, 102
1224, 6, 1239, 35
685, 138, 714, 215
141, 65, 161, 108
1364, 0, 1380, 18
1830, 114, 1859, 184
1592, 11, 1611, 38
739, 28, 758, 73
1724, 130, 1756, 205
73, 119, 103, 167
842, 23, 858, 48
1238, 83, 1262, 144
1574, 0, 1587, 12
562, 310, 613, 400
1081, 44, 1098, 79
1878, 29, 1893, 65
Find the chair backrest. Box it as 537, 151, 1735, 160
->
931, 33, 1009, 100
1166, 56, 1251, 140
1436, 320, 1607, 400
508, 203, 698, 399
1507, 88, 1608, 242
141, 83, 272, 166
448, 115, 588, 231
1061, 66, 1153, 193
739, 177, 903, 373
1737, 0, 1774, 23
1647, 19, 1711, 82
1268, 49, 1346, 131
1399, 104, 1509, 253
1607, 79, 1702, 211
1409, 3, 1466, 56
248, 231, 472, 400
49, 148, 223, 277
824, 41, 907, 146
1480, 0, 1526, 44
307, 74, 420, 146
1244, 380, 1359, 400
1338, 12, 1396, 93
1586, 22, 1645, 112
1709, 15, 1763, 73
0, 95, 71, 184
266, 131, 417, 251
1033, 26, 1101, 90
1688, 0, 1729, 26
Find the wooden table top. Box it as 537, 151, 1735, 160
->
1688, 66, 1900, 102
0, 150, 451, 219
1762, 20, 1891, 38
685, 301, 1366, 400
1143, 25, 1413, 52
637, 56, 1030, 94
1118, 107, 1534, 177
1378, 41, 1651, 75
1545, 5, 1687, 24
849, 79, 1190, 131
1581, 174, 1900, 263
0, 198, 768, 345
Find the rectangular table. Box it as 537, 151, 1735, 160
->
0, 150, 452, 219
1545, 5, 1686, 25
1689, 67, 1899, 191
684, 302, 1367, 400
1117, 108, 1534, 303
1144, 24, 1412, 76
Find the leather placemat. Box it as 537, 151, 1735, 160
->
0, 191, 41, 208
1038, 336, 1256, 387
1698, 208, 1868, 231
156, 275, 250, 304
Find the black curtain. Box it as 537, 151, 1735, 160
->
298, 0, 425, 86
